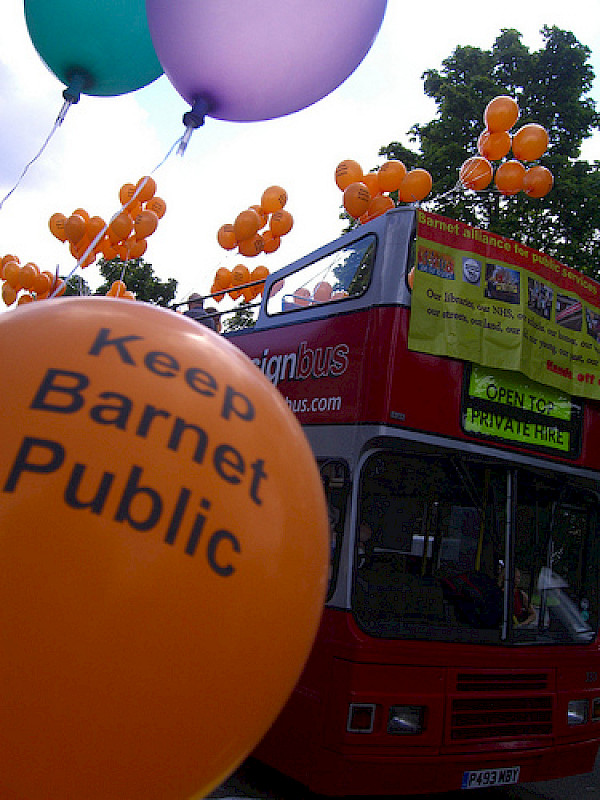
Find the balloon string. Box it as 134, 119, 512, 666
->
0, 117, 63, 212
52, 134, 183, 297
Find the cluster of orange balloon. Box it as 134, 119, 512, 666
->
459, 96, 553, 199
0, 254, 64, 307
217, 186, 293, 258
48, 176, 167, 269
209, 264, 270, 303
336, 158, 433, 222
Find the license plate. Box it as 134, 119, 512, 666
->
461, 767, 520, 790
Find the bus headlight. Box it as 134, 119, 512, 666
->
567, 700, 588, 726
387, 705, 425, 735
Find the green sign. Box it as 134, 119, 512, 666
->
462, 365, 581, 456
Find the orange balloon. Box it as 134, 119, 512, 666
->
33, 272, 52, 296
335, 159, 363, 191
484, 95, 520, 133
293, 287, 312, 306
367, 194, 395, 219
119, 182, 136, 207
511, 123, 549, 162
145, 196, 167, 219
343, 182, 371, 218
100, 238, 119, 260
269, 209, 293, 237
217, 224, 237, 251
3, 260, 21, 288
107, 279, 127, 297
71, 207, 90, 223
261, 230, 281, 254
122, 290, 136, 301
233, 209, 262, 242
134, 175, 157, 203
522, 166, 554, 198
361, 172, 382, 198
51, 278, 66, 297
250, 265, 269, 295
398, 169, 433, 203
249, 205, 268, 229
49, 212, 68, 242
0, 296, 328, 800
134, 209, 159, 240
64, 214, 87, 245
113, 243, 128, 260
313, 281, 333, 302
231, 263, 251, 286
109, 211, 134, 243
2, 281, 17, 306
477, 130, 511, 161
210, 282, 226, 303
2, 254, 19, 267
459, 156, 493, 191
86, 216, 107, 242
241, 285, 257, 302
495, 159, 526, 196
129, 238, 148, 259
17, 293, 34, 306
377, 160, 407, 192
260, 186, 287, 213
214, 267, 232, 290
19, 262, 40, 290
238, 234, 264, 257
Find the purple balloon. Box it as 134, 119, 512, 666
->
145, 0, 388, 122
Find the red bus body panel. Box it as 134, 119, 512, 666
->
227, 209, 600, 795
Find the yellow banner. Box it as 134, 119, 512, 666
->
408, 210, 600, 400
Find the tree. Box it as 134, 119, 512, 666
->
379, 27, 600, 278
63, 274, 92, 297
95, 257, 177, 306
223, 303, 259, 332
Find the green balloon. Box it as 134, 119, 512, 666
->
24, 0, 163, 97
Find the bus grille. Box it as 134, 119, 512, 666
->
450, 672, 553, 741
456, 672, 549, 692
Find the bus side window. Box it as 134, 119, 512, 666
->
320, 460, 350, 599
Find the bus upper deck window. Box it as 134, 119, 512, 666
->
266, 235, 376, 316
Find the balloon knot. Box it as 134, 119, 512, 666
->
62, 74, 86, 105
178, 98, 210, 156
182, 97, 210, 130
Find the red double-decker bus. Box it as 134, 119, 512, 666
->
222, 206, 600, 795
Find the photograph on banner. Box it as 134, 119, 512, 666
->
408, 210, 600, 401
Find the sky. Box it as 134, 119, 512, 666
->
0, 1, 598, 307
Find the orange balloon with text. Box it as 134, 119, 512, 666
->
343, 182, 370, 218
0, 298, 328, 800
335, 159, 363, 191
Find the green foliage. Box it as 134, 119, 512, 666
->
63, 274, 92, 297
377, 26, 600, 278
96, 257, 177, 306
222, 303, 258, 332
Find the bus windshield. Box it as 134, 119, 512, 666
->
353, 450, 599, 645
